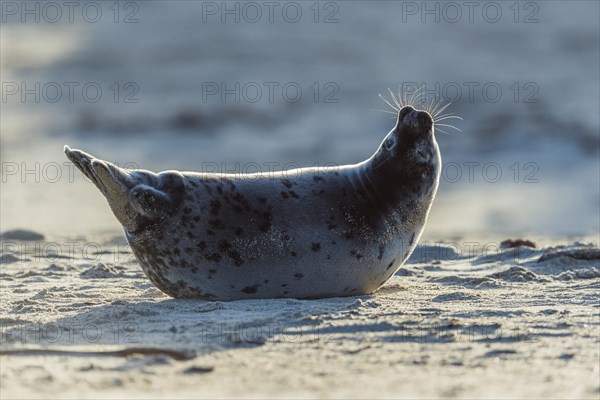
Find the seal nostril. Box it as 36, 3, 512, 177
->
416, 111, 430, 121
406, 111, 433, 130
402, 109, 418, 126
398, 105, 414, 121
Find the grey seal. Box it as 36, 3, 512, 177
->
64, 104, 441, 300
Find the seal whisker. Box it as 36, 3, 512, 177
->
406, 85, 420, 105
435, 115, 463, 122
430, 98, 445, 116
387, 88, 401, 110
414, 85, 429, 107
431, 100, 446, 116
406, 86, 424, 107
378, 93, 399, 113
426, 97, 436, 115
433, 102, 452, 118
435, 123, 463, 132
397, 85, 407, 107
435, 112, 463, 119
396, 85, 405, 108
410, 91, 428, 108
373, 109, 398, 115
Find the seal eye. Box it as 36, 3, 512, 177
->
417, 149, 430, 161
384, 138, 395, 150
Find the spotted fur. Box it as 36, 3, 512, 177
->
65, 106, 440, 300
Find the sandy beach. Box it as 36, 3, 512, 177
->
1, 231, 598, 398
1, 1, 599, 398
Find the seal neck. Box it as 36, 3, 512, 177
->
359, 135, 441, 202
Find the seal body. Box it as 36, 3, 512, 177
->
65, 105, 441, 300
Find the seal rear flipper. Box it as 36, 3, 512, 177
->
64, 145, 185, 233
65, 146, 108, 191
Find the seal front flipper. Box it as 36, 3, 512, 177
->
64, 145, 185, 234
129, 185, 173, 219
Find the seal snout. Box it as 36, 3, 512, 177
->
401, 109, 433, 131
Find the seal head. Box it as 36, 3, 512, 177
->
373, 105, 438, 176
367, 106, 440, 233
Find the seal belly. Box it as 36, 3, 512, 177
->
127, 169, 423, 300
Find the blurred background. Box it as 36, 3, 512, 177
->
1, 1, 598, 240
